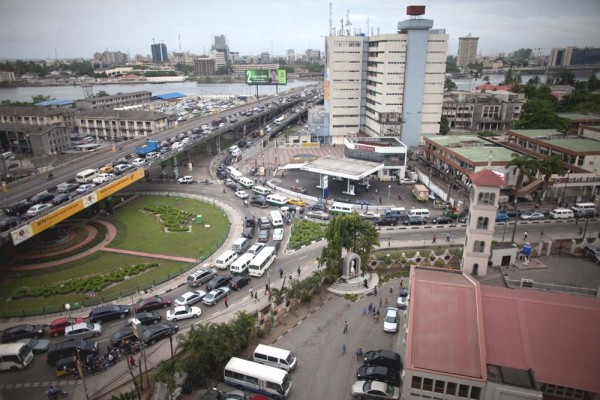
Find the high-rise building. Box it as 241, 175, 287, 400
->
325, 6, 448, 147
193, 57, 216, 76
550, 46, 600, 66
457, 34, 479, 67
305, 49, 321, 63
212, 35, 230, 69
286, 49, 295, 63
151, 43, 169, 63
260, 52, 271, 64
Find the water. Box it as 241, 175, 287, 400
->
0, 80, 318, 102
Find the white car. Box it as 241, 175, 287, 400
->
361, 211, 381, 220
166, 305, 201, 322
93, 173, 114, 184
146, 151, 159, 160
76, 183, 96, 194
383, 307, 399, 333
26, 203, 52, 217
202, 287, 231, 306
399, 178, 417, 185
132, 158, 146, 167
175, 290, 207, 307
235, 190, 248, 199
178, 176, 194, 184
272, 228, 284, 241
351, 380, 400, 399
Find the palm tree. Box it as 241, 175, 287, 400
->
483, 75, 491, 84
539, 154, 566, 199
506, 154, 541, 192
177, 325, 212, 387
230, 311, 256, 350
154, 358, 184, 396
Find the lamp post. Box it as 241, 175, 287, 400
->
75, 348, 90, 400
387, 185, 391, 204
64, 303, 72, 321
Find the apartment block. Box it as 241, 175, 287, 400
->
75, 91, 152, 110
75, 109, 168, 141
442, 91, 523, 131
457, 35, 479, 67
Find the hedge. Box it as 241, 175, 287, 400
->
144, 204, 193, 231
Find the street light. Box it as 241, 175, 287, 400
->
387, 185, 391, 204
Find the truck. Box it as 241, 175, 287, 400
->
135, 140, 160, 156
412, 184, 429, 202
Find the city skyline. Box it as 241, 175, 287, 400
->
0, 0, 599, 60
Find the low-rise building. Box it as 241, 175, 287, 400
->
557, 112, 600, 135
193, 57, 216, 76
442, 91, 523, 132
0, 123, 71, 157
0, 106, 69, 126
344, 136, 408, 181
0, 71, 16, 82
74, 109, 168, 141
75, 91, 152, 110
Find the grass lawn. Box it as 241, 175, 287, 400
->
0, 252, 190, 317
109, 195, 229, 259
289, 220, 328, 249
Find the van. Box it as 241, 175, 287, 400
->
384, 207, 407, 221
329, 202, 354, 215
252, 186, 271, 196
407, 208, 430, 220
0, 151, 15, 160
572, 203, 598, 214
75, 168, 98, 183
232, 238, 252, 254
215, 250, 238, 270
253, 344, 297, 372
46, 339, 99, 366
230, 253, 255, 275
238, 177, 253, 188
231, 148, 242, 158
270, 210, 283, 227
0, 343, 34, 371
549, 208, 574, 219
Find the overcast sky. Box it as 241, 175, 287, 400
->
1, 0, 599, 60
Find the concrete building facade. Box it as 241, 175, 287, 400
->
0, 106, 68, 126
457, 35, 479, 67
75, 91, 152, 110
0, 123, 71, 157
193, 58, 216, 76
325, 10, 447, 147
75, 110, 168, 141
151, 43, 169, 63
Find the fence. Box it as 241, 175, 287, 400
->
505, 278, 599, 297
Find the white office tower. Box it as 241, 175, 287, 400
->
324, 6, 448, 147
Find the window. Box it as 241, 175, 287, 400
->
434, 380, 445, 393
476, 217, 489, 229
470, 387, 482, 399
423, 378, 433, 391
446, 382, 457, 395
411, 376, 422, 389
478, 192, 496, 205
458, 384, 469, 397
473, 241, 485, 253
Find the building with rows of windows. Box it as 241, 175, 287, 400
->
74, 109, 168, 141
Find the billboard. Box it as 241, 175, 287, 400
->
245, 69, 287, 85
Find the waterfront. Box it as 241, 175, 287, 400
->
0, 80, 318, 102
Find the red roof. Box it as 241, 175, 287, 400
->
469, 169, 505, 187
481, 286, 600, 393
406, 267, 486, 379
476, 83, 513, 92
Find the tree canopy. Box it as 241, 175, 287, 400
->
444, 77, 457, 92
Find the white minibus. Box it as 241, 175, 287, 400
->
252, 186, 271, 196
571, 203, 598, 214
253, 344, 298, 372
549, 208, 574, 219
329, 202, 354, 215
407, 208, 431, 219
214, 250, 238, 270
224, 357, 292, 399
230, 253, 255, 275
226, 166, 243, 181
238, 177, 254, 188
270, 210, 284, 227
249, 247, 276, 277
266, 194, 289, 207
76, 168, 98, 183
0, 343, 34, 371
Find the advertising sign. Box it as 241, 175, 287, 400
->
245, 69, 287, 85
96, 169, 145, 201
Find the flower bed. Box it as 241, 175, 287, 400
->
144, 204, 193, 232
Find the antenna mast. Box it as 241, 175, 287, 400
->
345, 9, 352, 36
329, 3, 333, 36
178, 34, 181, 51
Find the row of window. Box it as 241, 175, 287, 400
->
333, 41, 363, 47
411, 376, 482, 399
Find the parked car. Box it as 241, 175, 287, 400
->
76, 183, 96, 194
383, 307, 399, 333
131, 158, 146, 167
25, 203, 52, 217
187, 268, 217, 287
242, 226, 255, 239
49, 317, 85, 337
257, 229, 270, 243
141, 322, 178, 345
403, 216, 426, 225
291, 186, 307, 194
57, 183, 80, 193
64, 322, 102, 340
355, 199, 373, 206
309, 202, 328, 212
177, 176, 194, 184
495, 212, 510, 222
30, 191, 54, 204
268, 240, 282, 253
89, 304, 130, 324
397, 294, 409, 310
93, 173, 114, 184
431, 216, 453, 224
230, 275, 251, 291
363, 350, 403, 370
307, 210, 330, 220
166, 305, 201, 322
206, 275, 232, 291
125, 311, 162, 326
17, 337, 50, 354
356, 365, 401, 386
0, 215, 24, 231
351, 380, 400, 399
52, 193, 72, 206
375, 218, 397, 226
135, 295, 172, 313
202, 287, 231, 306
272, 228, 284, 241
504, 209, 523, 218
399, 178, 417, 185
1, 324, 45, 343
235, 190, 249, 199
175, 290, 207, 306
110, 326, 137, 347
360, 211, 381, 220
583, 246, 600, 264
520, 211, 545, 221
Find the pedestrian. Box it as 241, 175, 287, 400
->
279, 267, 284, 279
358, 348, 363, 359
249, 286, 253, 298
375, 309, 381, 322
451, 233, 455, 243
389, 286, 393, 295
384, 298, 388, 307
224, 296, 229, 308
265, 283, 270, 294
379, 197, 382, 205
342, 344, 347, 355
362, 307, 367, 316
297, 265, 301, 276
446, 232, 451, 242
540, 230, 544, 238
374, 286, 378, 295
388, 237, 391, 247
378, 298, 382, 308
432, 234, 437, 244
254, 292, 258, 302
129, 355, 136, 369
288, 273, 293, 283
343, 320, 349, 334
356, 348, 361, 361
523, 231, 528, 241
375, 188, 378, 195
368, 302, 373, 312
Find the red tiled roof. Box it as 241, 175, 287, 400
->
469, 169, 505, 187
476, 83, 513, 92
407, 267, 486, 379
481, 286, 600, 393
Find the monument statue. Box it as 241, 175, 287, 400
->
342, 252, 362, 279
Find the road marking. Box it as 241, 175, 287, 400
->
298, 256, 306, 260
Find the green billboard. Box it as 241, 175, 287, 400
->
245, 69, 287, 85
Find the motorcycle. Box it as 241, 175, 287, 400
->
47, 172, 54, 180
47, 386, 68, 399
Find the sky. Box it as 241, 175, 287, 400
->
0, 0, 599, 60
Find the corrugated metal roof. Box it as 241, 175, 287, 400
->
34, 99, 74, 106
155, 92, 185, 100
481, 286, 600, 393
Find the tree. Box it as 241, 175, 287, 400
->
556, 68, 575, 86
588, 74, 600, 91
439, 116, 450, 135
96, 91, 110, 97
445, 56, 460, 73
444, 77, 457, 92
31, 94, 52, 104
539, 154, 566, 200
514, 98, 567, 130
527, 75, 540, 85
506, 153, 540, 192
154, 358, 184, 395
318, 214, 379, 277
483, 75, 491, 84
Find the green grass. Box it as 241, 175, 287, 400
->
289, 220, 327, 249
109, 196, 229, 258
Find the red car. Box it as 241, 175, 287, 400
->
48, 317, 85, 337
135, 295, 172, 313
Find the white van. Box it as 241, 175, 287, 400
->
226, 166, 243, 181
215, 250, 238, 270
229, 145, 240, 154
549, 208, 574, 219
0, 151, 15, 160
232, 237, 252, 254
571, 203, 598, 214
407, 208, 430, 219
252, 186, 271, 196
238, 177, 254, 189
75, 168, 98, 183
270, 210, 284, 227
230, 253, 255, 275
0, 343, 34, 371
329, 202, 354, 215
231, 148, 242, 158
253, 344, 297, 372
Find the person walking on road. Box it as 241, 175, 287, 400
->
523, 231, 528, 242
254, 292, 258, 302
356, 348, 361, 361
279, 267, 284, 279
129, 355, 136, 369
249, 286, 253, 298
342, 344, 347, 355
432, 234, 437, 244
224, 296, 229, 308
288, 273, 293, 284
297, 265, 301, 276
541, 230, 544, 239
446, 232, 451, 242
343, 320, 349, 334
